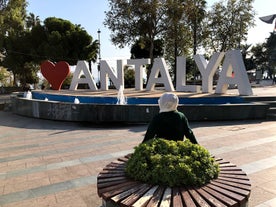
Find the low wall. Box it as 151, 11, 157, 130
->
11, 93, 269, 123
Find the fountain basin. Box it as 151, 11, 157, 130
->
31, 91, 246, 105
10, 91, 269, 123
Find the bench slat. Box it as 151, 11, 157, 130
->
195, 187, 227, 207
172, 188, 183, 207
97, 178, 130, 189
210, 180, 250, 196
202, 186, 238, 207
125, 154, 132, 159
215, 159, 229, 164
100, 169, 125, 174
159, 187, 171, 207
218, 174, 249, 180
102, 181, 140, 200
105, 161, 125, 165
217, 176, 251, 185
106, 160, 125, 164
120, 184, 153, 206
97, 176, 127, 184
214, 179, 251, 191
219, 163, 237, 167
118, 157, 129, 162
219, 166, 244, 171
219, 170, 246, 175
188, 188, 211, 207
206, 183, 246, 203
132, 186, 159, 207
146, 186, 165, 207
104, 164, 125, 170
180, 188, 197, 207
98, 171, 125, 178
112, 183, 148, 203
98, 180, 137, 196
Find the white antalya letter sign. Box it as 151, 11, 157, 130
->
69, 61, 98, 90
100, 59, 125, 90
146, 58, 174, 91
127, 58, 150, 90
215, 50, 253, 95
195, 52, 225, 93
176, 56, 201, 92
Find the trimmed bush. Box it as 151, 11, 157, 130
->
125, 138, 219, 187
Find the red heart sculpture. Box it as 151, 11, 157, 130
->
41, 61, 70, 90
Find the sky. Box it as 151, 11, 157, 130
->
27, 0, 276, 61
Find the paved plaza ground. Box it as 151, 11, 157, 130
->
0, 81, 276, 207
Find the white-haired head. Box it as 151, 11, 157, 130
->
158, 92, 179, 113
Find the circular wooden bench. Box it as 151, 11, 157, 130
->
97, 154, 251, 207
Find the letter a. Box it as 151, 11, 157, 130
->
146, 58, 174, 91
69, 61, 98, 91
215, 50, 253, 96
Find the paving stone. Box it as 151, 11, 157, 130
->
0, 85, 275, 207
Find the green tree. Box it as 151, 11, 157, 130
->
162, 0, 192, 83
0, 0, 28, 86
0, 0, 8, 9
124, 66, 135, 88
0, 0, 26, 36
130, 38, 163, 86
266, 32, 276, 77
240, 43, 255, 71
251, 43, 268, 69
183, 0, 207, 55
104, 0, 167, 66
250, 43, 269, 78
33, 17, 99, 66
1, 2, 99, 86
105, 0, 206, 82
130, 37, 163, 59
205, 0, 255, 53
25, 12, 40, 30
0, 67, 11, 86
2, 30, 37, 86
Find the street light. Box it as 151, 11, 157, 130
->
97, 29, 101, 62
97, 29, 101, 86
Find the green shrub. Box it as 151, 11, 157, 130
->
125, 138, 219, 187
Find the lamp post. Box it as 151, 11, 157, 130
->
97, 29, 101, 85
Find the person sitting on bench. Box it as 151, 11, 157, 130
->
142, 92, 198, 144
